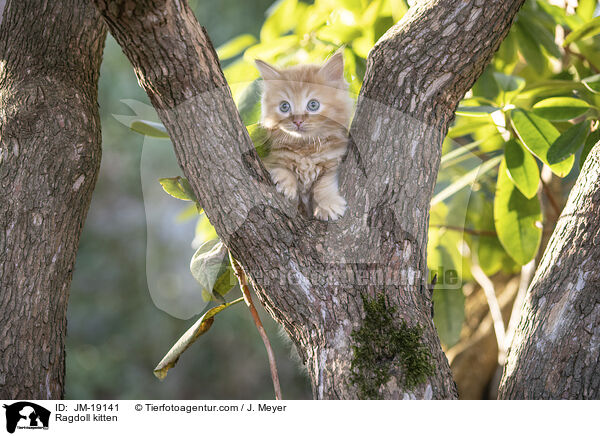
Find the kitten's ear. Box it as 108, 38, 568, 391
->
255, 60, 282, 80
319, 52, 344, 82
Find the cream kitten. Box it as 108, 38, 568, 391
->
255, 53, 352, 220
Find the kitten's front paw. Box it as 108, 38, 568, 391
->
270, 168, 298, 201
314, 194, 347, 221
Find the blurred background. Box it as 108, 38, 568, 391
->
66, 0, 600, 399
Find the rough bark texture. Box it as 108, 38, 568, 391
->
0, 0, 106, 398
499, 141, 600, 399
93, 0, 524, 399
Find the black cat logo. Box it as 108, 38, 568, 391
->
3, 402, 50, 433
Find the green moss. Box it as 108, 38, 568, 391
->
349, 293, 434, 399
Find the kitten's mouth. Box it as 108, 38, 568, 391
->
283, 125, 308, 136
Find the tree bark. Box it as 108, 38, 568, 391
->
498, 141, 600, 399
0, 0, 106, 398
93, 0, 524, 399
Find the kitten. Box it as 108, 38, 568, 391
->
255, 53, 352, 220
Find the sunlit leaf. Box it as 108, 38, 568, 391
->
582, 74, 600, 94
158, 177, 197, 202
153, 297, 244, 380
244, 35, 300, 63
247, 123, 272, 158
190, 239, 237, 302
316, 23, 362, 45
431, 156, 502, 206
504, 139, 540, 199
548, 121, 590, 164
518, 80, 584, 100
577, 0, 597, 20
532, 97, 590, 121
237, 79, 262, 126
216, 34, 257, 61
260, 0, 299, 42
564, 16, 600, 45
194, 214, 218, 247
130, 120, 170, 138
494, 158, 542, 265
478, 236, 506, 277
510, 108, 574, 177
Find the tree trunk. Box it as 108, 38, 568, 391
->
93, 0, 524, 399
0, 0, 106, 398
498, 141, 600, 399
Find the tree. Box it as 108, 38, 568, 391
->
0, 0, 106, 399
1, 0, 599, 399
89, 0, 527, 399
498, 140, 600, 399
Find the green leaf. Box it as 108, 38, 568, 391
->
431, 156, 502, 206
455, 105, 498, 118
493, 72, 526, 94
244, 35, 300, 63
504, 139, 540, 199
577, 0, 597, 20
519, 12, 561, 58
153, 297, 244, 380
158, 177, 197, 202
195, 214, 218, 245
532, 97, 590, 121
478, 236, 506, 277
564, 16, 600, 45
130, 120, 170, 138
190, 239, 237, 301
494, 158, 542, 265
515, 22, 547, 75
440, 139, 485, 168
510, 108, 574, 177
427, 227, 465, 348
316, 23, 362, 45
247, 123, 272, 158
582, 74, 600, 94
260, 0, 298, 42
580, 129, 600, 169
518, 80, 585, 100
548, 121, 590, 164
432, 287, 465, 348
237, 79, 262, 126
216, 34, 257, 61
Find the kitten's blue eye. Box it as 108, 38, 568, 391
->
307, 99, 320, 112
279, 101, 290, 113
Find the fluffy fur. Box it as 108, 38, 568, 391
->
255, 53, 352, 220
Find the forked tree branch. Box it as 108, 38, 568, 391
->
92, 0, 525, 399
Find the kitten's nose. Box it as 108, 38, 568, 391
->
293, 120, 303, 128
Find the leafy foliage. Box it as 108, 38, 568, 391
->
350, 294, 434, 399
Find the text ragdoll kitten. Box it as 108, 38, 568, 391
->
255, 52, 352, 221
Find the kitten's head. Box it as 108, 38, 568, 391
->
255, 53, 352, 143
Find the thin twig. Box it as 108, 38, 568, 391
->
230, 254, 282, 400
470, 255, 506, 365
564, 45, 600, 74
541, 178, 562, 218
